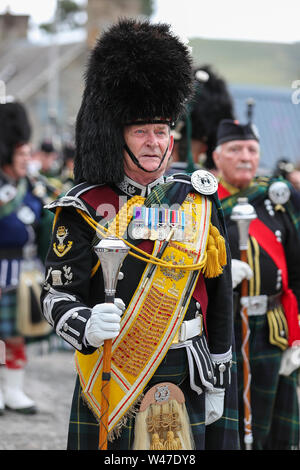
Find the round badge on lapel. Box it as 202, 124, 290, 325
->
0, 184, 17, 204
16, 205, 36, 224
191, 170, 218, 195
268, 181, 290, 205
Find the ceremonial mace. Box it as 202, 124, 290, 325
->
231, 197, 257, 450
93, 236, 130, 450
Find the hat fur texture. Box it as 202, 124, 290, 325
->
0, 102, 31, 167
75, 18, 193, 184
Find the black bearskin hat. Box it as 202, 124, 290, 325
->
0, 102, 31, 167
174, 65, 235, 170
74, 18, 193, 184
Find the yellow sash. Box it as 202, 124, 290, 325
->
75, 193, 214, 434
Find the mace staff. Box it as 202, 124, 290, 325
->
231, 197, 257, 450
93, 236, 130, 450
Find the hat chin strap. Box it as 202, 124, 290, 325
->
124, 140, 170, 174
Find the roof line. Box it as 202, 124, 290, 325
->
16, 42, 86, 102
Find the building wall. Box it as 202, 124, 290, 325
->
0, 12, 29, 42
27, 49, 89, 149
86, 0, 145, 48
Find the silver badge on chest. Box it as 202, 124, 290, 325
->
191, 170, 218, 195
17, 205, 36, 224
268, 181, 290, 205
0, 184, 17, 204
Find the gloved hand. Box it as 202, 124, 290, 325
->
279, 346, 300, 376
231, 259, 253, 289
205, 387, 225, 425
84, 298, 125, 348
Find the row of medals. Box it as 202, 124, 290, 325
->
131, 206, 194, 242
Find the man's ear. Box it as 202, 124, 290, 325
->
212, 150, 220, 169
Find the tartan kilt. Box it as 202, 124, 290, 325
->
67, 345, 240, 450
264, 372, 299, 450
235, 313, 299, 450
0, 290, 18, 339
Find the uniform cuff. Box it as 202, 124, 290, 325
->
56, 307, 95, 354
210, 348, 232, 388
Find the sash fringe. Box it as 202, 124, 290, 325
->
80, 390, 145, 442
108, 393, 145, 442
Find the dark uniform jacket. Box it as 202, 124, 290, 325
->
41, 174, 234, 389
219, 177, 300, 348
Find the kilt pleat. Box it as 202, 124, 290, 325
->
264, 372, 299, 450
0, 290, 18, 339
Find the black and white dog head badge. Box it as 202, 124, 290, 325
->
191, 170, 218, 195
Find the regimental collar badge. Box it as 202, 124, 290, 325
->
53, 225, 73, 257
191, 170, 218, 195
116, 175, 164, 197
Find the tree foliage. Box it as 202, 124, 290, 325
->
141, 0, 154, 17
39, 0, 84, 33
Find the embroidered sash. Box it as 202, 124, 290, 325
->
75, 192, 212, 433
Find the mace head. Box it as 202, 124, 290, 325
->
93, 236, 129, 302
230, 197, 257, 250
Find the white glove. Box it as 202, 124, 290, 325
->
205, 388, 225, 425
85, 298, 125, 348
231, 259, 253, 289
279, 346, 300, 376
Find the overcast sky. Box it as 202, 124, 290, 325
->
0, 0, 299, 43
152, 0, 300, 43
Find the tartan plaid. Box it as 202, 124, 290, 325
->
235, 314, 299, 449
67, 344, 239, 450
0, 290, 18, 339
264, 372, 299, 450
221, 176, 300, 232
67, 346, 205, 450
144, 181, 175, 206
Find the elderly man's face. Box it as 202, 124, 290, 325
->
123, 123, 173, 185
213, 140, 260, 189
